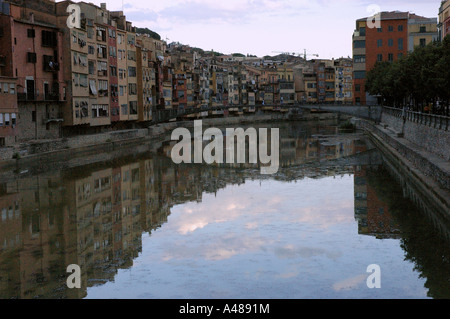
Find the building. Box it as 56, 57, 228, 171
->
407, 16, 439, 52
439, 0, 450, 41
277, 65, 295, 105
352, 11, 438, 106
334, 58, 353, 105
1, 0, 66, 141
0, 76, 18, 146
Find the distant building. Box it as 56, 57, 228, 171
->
439, 0, 450, 41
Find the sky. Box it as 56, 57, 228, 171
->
74, 0, 441, 59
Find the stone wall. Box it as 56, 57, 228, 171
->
0, 128, 149, 161
357, 119, 449, 192
381, 107, 449, 161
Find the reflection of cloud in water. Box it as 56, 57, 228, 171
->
274, 244, 342, 260
170, 176, 354, 236
332, 274, 367, 291
158, 176, 354, 262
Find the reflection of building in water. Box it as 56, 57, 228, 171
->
354, 165, 400, 239
0, 133, 372, 298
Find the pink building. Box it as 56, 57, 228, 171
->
0, 1, 66, 141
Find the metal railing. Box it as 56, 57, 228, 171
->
383, 106, 449, 131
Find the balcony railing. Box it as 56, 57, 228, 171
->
383, 106, 448, 131
17, 92, 62, 102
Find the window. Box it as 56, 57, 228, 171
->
91, 104, 109, 118
388, 53, 394, 62
353, 55, 366, 63
119, 69, 126, 79
388, 25, 394, 32
88, 45, 95, 55
129, 101, 138, 115
87, 27, 94, 39
97, 27, 107, 42
98, 80, 108, 96
398, 38, 404, 50
89, 60, 95, 75
377, 27, 382, 32
97, 61, 107, 76
354, 71, 366, 79
128, 83, 137, 95
355, 84, 361, 92
127, 50, 136, 61
97, 45, 107, 59
73, 73, 79, 86
42, 30, 57, 47
128, 67, 136, 77
11, 113, 16, 126
27, 52, 37, 63
359, 27, 366, 36
0, 113, 2, 126
110, 66, 117, 77
420, 38, 426, 47
119, 85, 126, 96
377, 39, 382, 47
44, 55, 59, 71
127, 35, 135, 46
420, 26, 426, 33
4, 113, 10, 126
109, 46, 116, 57
377, 54, 383, 62
121, 104, 128, 115
398, 25, 404, 31
3, 83, 8, 93
79, 74, 88, 87
27, 29, 35, 38
89, 79, 97, 95
9, 83, 15, 94
388, 39, 393, 47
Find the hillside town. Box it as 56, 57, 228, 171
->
0, 0, 448, 147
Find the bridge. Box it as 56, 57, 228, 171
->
151, 104, 382, 124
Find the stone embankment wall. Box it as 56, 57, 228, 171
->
381, 106, 449, 161
0, 112, 338, 162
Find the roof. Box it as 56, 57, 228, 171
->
357, 11, 433, 22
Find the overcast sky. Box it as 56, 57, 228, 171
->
76, 0, 440, 59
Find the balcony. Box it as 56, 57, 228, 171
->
42, 113, 64, 124
18, 93, 62, 102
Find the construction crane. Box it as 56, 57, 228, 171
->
301, 49, 319, 60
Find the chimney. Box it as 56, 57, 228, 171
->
29, 12, 34, 23
101, 3, 107, 10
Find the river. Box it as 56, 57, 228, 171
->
0, 120, 448, 299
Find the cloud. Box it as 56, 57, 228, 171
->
332, 274, 367, 291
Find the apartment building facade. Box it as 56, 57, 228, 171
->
353, 11, 438, 105
1, 0, 66, 140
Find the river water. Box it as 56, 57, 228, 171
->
0, 120, 449, 299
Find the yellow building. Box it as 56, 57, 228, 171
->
408, 16, 439, 51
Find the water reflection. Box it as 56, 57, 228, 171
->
0, 121, 448, 299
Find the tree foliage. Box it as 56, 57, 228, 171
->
135, 27, 161, 40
